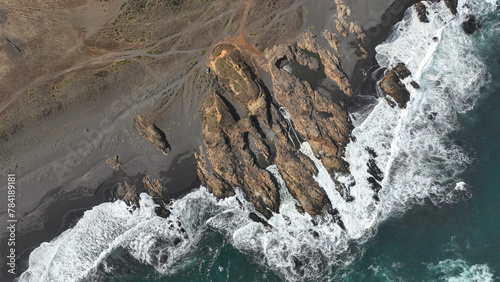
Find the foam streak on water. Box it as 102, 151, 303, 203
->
427, 259, 494, 281
19, 1, 491, 281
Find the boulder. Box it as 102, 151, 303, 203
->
380, 69, 410, 108
444, 0, 458, 15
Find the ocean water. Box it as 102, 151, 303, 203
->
17, 0, 500, 281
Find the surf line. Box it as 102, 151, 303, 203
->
6, 173, 17, 275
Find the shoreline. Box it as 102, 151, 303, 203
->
2, 0, 422, 279
13, 151, 201, 276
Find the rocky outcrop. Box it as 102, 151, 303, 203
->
394, 63, 411, 79
334, 0, 351, 37
105, 155, 122, 171
197, 44, 280, 218
265, 44, 351, 175
462, 15, 480, 34
134, 116, 171, 155
143, 174, 169, 200
297, 32, 353, 96
415, 3, 429, 23
295, 48, 320, 71
196, 42, 353, 220
296, 31, 318, 53
197, 91, 281, 218
275, 137, 331, 215
444, 0, 458, 15
380, 70, 410, 108
143, 174, 171, 218
322, 30, 340, 53
116, 182, 140, 207
380, 63, 417, 108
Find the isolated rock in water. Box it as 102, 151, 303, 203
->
296, 31, 318, 53
444, 0, 458, 15
462, 15, 480, 34
297, 32, 353, 96
154, 206, 171, 218
134, 116, 171, 155
116, 182, 140, 207
394, 63, 411, 79
415, 3, 429, 23
410, 81, 421, 89
380, 69, 410, 108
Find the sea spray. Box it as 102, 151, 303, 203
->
19, 1, 492, 281
427, 259, 494, 281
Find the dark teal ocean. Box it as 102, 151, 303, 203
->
18, 1, 499, 281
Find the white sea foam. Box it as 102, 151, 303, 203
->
19, 1, 491, 281
427, 259, 494, 281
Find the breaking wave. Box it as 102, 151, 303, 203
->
427, 259, 494, 281
19, 0, 492, 281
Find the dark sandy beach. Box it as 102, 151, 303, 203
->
0, 0, 420, 278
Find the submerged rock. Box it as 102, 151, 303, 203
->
462, 15, 480, 34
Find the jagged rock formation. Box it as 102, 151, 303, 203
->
143, 174, 169, 200
143, 174, 171, 218
116, 182, 140, 207
264, 44, 352, 176
198, 44, 281, 218
297, 32, 353, 96
322, 30, 340, 53
379, 63, 419, 108
332, 0, 366, 43
380, 70, 410, 108
196, 42, 353, 220
444, 0, 458, 15
134, 116, 171, 155
105, 155, 122, 171
462, 15, 480, 34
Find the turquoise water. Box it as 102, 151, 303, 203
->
19, 2, 500, 281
